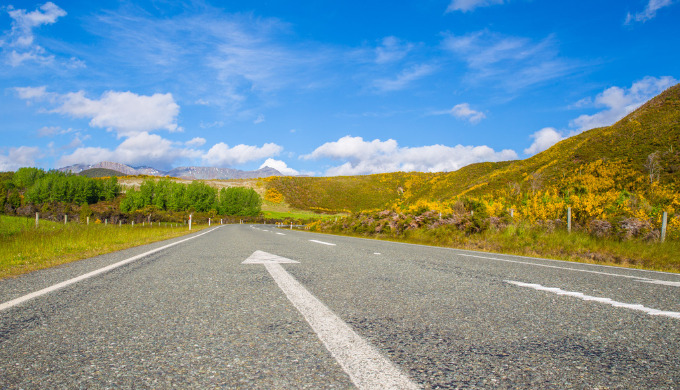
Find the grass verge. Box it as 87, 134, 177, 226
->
0, 215, 209, 279
308, 223, 680, 273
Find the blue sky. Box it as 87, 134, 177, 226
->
1, 0, 678, 175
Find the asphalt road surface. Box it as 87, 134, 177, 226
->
1, 224, 679, 389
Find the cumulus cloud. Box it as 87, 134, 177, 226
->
202, 142, 282, 166
626, 0, 677, 23
443, 103, 486, 124
0, 146, 42, 171
185, 137, 206, 147
523, 127, 564, 156
259, 158, 299, 176
446, 0, 505, 12
302, 136, 517, 176
2, 2, 67, 66
58, 132, 200, 170
16, 88, 181, 137
372, 64, 435, 92
570, 76, 677, 131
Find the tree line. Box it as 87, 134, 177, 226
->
120, 179, 261, 216
1, 168, 120, 209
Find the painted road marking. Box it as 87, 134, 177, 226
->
506, 280, 680, 320
0, 226, 224, 312
243, 251, 419, 390
636, 279, 680, 287
309, 239, 336, 246
276, 232, 286, 235
455, 253, 679, 286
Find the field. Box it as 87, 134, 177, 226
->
0, 215, 208, 279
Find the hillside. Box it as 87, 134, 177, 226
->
265, 84, 680, 213
79, 168, 126, 178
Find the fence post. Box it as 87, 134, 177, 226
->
567, 207, 572, 233
510, 209, 514, 218
105, 219, 108, 226
661, 211, 668, 243
119, 221, 121, 227
87, 217, 89, 225
64, 215, 67, 225
35, 212, 39, 228
189, 214, 192, 230
132, 221, 134, 227
209, 218, 211, 227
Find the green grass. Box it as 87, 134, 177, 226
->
0, 215, 209, 279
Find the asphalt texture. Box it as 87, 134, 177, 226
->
1, 224, 679, 389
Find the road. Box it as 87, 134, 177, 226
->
1, 224, 679, 389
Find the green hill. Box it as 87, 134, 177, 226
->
265, 84, 680, 212
79, 168, 126, 178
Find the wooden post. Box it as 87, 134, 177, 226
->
132, 221, 134, 227
64, 215, 67, 225
661, 211, 668, 243
105, 219, 108, 225
510, 209, 514, 218
209, 218, 211, 226
35, 212, 39, 228
119, 221, 122, 227
567, 207, 572, 233
87, 216, 90, 225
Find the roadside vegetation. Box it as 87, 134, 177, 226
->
0, 214, 209, 279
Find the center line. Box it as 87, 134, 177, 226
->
264, 262, 418, 389
309, 239, 336, 246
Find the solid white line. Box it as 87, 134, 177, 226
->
276, 232, 285, 235
455, 253, 677, 284
264, 262, 419, 389
308, 231, 680, 277
0, 226, 223, 312
506, 280, 680, 320
309, 239, 336, 246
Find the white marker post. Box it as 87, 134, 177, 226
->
189, 214, 192, 230
661, 211, 668, 243
242, 251, 419, 390
35, 212, 39, 228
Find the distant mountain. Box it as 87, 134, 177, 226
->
59, 161, 283, 180
79, 168, 126, 178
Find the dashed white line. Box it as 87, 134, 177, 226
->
309, 239, 336, 246
1, 226, 223, 312
276, 232, 286, 235
506, 280, 680, 320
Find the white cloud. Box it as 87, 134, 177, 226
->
36, 126, 77, 137
303, 136, 517, 175
442, 31, 574, 90
17, 88, 181, 137
446, 0, 505, 13
58, 132, 201, 170
0, 146, 42, 171
185, 137, 206, 147
524, 127, 564, 156
302, 136, 398, 161
254, 114, 265, 124
372, 64, 435, 92
445, 103, 486, 124
259, 158, 299, 176
375, 36, 413, 64
2, 2, 67, 66
202, 142, 282, 166
570, 76, 677, 131
15, 85, 50, 100
626, 0, 677, 23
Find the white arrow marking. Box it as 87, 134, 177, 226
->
506, 280, 680, 319
243, 251, 419, 389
